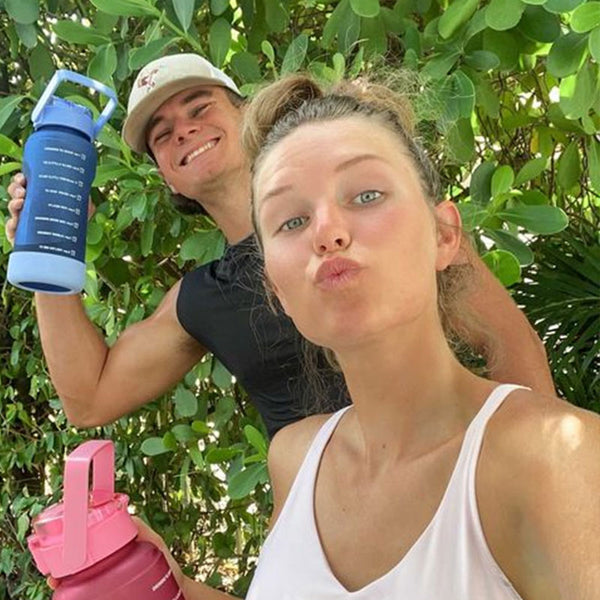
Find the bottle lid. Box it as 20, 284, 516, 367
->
27, 441, 138, 578
33, 96, 95, 140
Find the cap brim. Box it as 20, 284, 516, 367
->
122, 76, 236, 154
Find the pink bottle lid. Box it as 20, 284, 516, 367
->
27, 441, 138, 578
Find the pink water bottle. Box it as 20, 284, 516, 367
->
27, 440, 183, 600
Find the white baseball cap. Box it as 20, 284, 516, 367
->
122, 53, 241, 154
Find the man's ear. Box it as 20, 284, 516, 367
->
434, 200, 462, 271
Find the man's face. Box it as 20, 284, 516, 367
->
146, 85, 246, 199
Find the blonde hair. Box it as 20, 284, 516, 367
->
242, 74, 485, 404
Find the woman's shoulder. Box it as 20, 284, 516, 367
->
483, 385, 600, 513
267, 413, 333, 521
486, 386, 600, 458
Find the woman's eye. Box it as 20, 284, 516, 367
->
281, 216, 307, 231
353, 190, 382, 204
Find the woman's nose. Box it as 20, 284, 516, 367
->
313, 207, 351, 254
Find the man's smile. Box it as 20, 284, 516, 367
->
180, 138, 219, 166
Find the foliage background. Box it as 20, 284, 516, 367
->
0, 0, 599, 597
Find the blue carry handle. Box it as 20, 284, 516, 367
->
31, 69, 118, 139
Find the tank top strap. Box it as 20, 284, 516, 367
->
291, 405, 352, 492
465, 384, 527, 447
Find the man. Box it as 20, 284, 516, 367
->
5, 53, 555, 438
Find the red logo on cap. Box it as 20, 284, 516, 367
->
138, 68, 160, 91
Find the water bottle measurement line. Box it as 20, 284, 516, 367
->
44, 188, 83, 202
43, 160, 86, 174
39, 174, 84, 187
44, 145, 87, 161
35, 216, 79, 229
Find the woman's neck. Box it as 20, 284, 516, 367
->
335, 320, 494, 471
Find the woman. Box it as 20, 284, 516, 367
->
142, 75, 600, 599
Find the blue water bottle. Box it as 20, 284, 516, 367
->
7, 70, 117, 294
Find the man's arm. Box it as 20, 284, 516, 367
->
458, 242, 555, 395
6, 173, 206, 427
35, 283, 205, 427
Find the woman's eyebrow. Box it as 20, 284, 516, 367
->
334, 153, 385, 172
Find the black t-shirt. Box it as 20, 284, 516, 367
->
176, 234, 349, 439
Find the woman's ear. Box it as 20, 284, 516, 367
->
434, 200, 462, 271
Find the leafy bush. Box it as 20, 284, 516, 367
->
0, 0, 598, 598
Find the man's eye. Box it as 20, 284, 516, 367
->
191, 104, 209, 117
353, 190, 382, 204
281, 216, 308, 231
154, 130, 170, 143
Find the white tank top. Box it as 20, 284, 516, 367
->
246, 383, 527, 600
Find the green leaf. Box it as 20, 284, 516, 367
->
211, 0, 229, 14
228, 463, 268, 499
128, 37, 177, 70
261, 40, 275, 63
29, 43, 54, 81
518, 5, 560, 42
244, 425, 268, 458
457, 202, 488, 231
15, 22, 37, 48
559, 63, 598, 120
589, 26, 600, 62
464, 50, 500, 71
171, 424, 195, 443
175, 387, 198, 418
587, 137, 600, 191
281, 33, 308, 74
482, 29, 520, 69
572, 2, 600, 32
361, 14, 388, 56
491, 165, 515, 196
180, 229, 224, 263
557, 141, 582, 189
264, 0, 288, 33
544, 0, 583, 11
0, 162, 21, 176
212, 395, 236, 428
421, 50, 461, 80
90, 0, 158, 17
5, 0, 39, 24
212, 359, 233, 390
52, 21, 110, 45
206, 447, 240, 463
209, 18, 231, 67
88, 43, 118, 84
350, 0, 380, 18
514, 156, 547, 186
497, 204, 569, 234
486, 229, 534, 266
445, 70, 476, 120
0, 134, 23, 160
173, 0, 194, 31
140, 219, 155, 256
230, 51, 261, 83
548, 32, 588, 78
470, 161, 495, 204
141, 437, 172, 456
485, 0, 525, 31
438, 0, 478, 39
446, 118, 475, 162
482, 249, 521, 286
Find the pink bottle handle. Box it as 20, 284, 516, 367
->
62, 440, 115, 572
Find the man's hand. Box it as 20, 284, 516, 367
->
5, 172, 26, 245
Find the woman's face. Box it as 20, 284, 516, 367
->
254, 117, 460, 351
